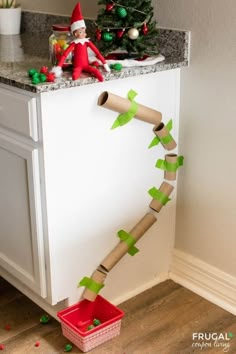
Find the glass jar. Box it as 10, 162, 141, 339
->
49, 24, 73, 67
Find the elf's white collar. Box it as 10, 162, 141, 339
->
73, 38, 90, 45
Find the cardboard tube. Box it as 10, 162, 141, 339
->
100, 213, 157, 272
153, 122, 177, 151
82, 269, 107, 302
97, 91, 162, 126
165, 154, 178, 181
149, 181, 174, 212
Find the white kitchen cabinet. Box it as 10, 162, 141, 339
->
0, 68, 180, 315
0, 87, 46, 298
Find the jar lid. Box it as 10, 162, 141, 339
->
52, 24, 70, 32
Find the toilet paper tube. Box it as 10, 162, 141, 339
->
151, 120, 177, 151
149, 182, 174, 212
80, 269, 107, 301
97, 90, 162, 128
156, 154, 184, 181
100, 213, 157, 272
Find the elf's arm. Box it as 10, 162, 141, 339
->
51, 42, 75, 77
57, 42, 75, 67
87, 41, 110, 72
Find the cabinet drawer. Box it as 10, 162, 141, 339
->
0, 88, 38, 141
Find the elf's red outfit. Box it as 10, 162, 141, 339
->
52, 2, 110, 81
57, 38, 106, 81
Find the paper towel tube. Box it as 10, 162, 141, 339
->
97, 91, 162, 126
165, 154, 178, 181
100, 213, 157, 272
153, 122, 177, 151
149, 181, 174, 212
82, 269, 107, 302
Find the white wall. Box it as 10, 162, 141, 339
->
155, 0, 236, 276
20, 0, 98, 18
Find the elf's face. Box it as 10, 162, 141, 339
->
74, 28, 87, 39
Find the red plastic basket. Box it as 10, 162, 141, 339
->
57, 295, 124, 352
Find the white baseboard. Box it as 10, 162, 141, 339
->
112, 272, 169, 306
170, 249, 236, 316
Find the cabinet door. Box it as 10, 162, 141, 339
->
0, 133, 46, 297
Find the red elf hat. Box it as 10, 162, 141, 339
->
70, 2, 86, 33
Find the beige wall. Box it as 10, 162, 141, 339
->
155, 0, 236, 276
20, 0, 98, 18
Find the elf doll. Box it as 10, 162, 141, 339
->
52, 2, 110, 81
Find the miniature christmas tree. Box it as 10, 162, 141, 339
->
95, 0, 159, 58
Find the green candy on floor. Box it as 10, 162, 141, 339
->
40, 314, 50, 324
64, 343, 73, 352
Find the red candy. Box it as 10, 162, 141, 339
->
46, 72, 55, 82
5, 325, 10, 331
0, 344, 4, 350
40, 66, 49, 74
35, 341, 40, 347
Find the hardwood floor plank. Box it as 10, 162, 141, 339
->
0, 295, 46, 342
0, 277, 235, 354
0, 279, 22, 307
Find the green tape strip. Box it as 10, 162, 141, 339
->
148, 119, 173, 149
148, 187, 171, 205
78, 277, 104, 294
118, 230, 139, 256
111, 89, 138, 129
156, 156, 184, 172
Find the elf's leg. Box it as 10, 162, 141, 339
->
84, 65, 104, 82
72, 66, 82, 80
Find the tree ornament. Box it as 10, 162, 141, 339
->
116, 7, 127, 19
106, 3, 114, 12
128, 28, 139, 40
117, 28, 125, 39
142, 22, 148, 35
96, 28, 102, 41
102, 31, 113, 42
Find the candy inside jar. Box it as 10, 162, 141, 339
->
49, 24, 73, 67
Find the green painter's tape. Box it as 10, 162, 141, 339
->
156, 156, 184, 172
78, 277, 104, 294
111, 89, 138, 129
148, 119, 174, 148
118, 230, 139, 256
148, 187, 171, 206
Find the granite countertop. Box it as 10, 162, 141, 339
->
0, 12, 190, 94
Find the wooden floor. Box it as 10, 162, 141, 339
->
0, 278, 236, 353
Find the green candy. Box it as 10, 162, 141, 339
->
32, 76, 41, 84
39, 73, 47, 82
87, 325, 95, 331
28, 68, 38, 77
93, 318, 101, 326
40, 314, 50, 324
110, 63, 123, 71
64, 344, 73, 352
